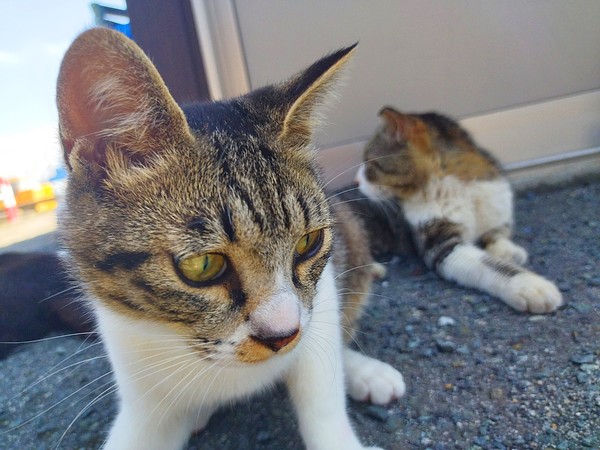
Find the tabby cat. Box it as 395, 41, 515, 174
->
57, 28, 404, 450
357, 107, 563, 314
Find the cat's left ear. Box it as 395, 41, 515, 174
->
276, 44, 357, 149
378, 107, 424, 143
56, 27, 193, 173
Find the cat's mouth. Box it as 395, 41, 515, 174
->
236, 328, 302, 363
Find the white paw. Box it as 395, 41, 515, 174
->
486, 239, 528, 265
343, 349, 405, 405
503, 272, 563, 314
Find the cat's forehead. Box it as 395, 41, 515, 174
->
149, 100, 330, 242
183, 90, 277, 141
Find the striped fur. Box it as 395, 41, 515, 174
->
357, 107, 563, 314
58, 28, 403, 450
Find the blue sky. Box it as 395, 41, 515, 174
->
0, 0, 125, 180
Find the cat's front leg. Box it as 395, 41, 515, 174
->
286, 269, 384, 450
484, 236, 528, 265
192, 403, 218, 434
103, 401, 193, 450
287, 337, 383, 450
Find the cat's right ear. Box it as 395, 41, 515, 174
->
379, 107, 418, 143
275, 44, 357, 150
56, 28, 193, 175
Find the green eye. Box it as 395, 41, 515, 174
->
177, 253, 227, 284
295, 229, 324, 260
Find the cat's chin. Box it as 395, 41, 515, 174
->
357, 181, 392, 203
355, 164, 391, 202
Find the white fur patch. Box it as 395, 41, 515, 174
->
401, 175, 514, 241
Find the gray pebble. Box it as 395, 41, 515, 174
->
256, 430, 271, 443
489, 388, 504, 400
364, 405, 390, 422
437, 316, 456, 327
557, 281, 572, 291
571, 302, 593, 314
571, 354, 595, 365
435, 338, 456, 353
576, 372, 590, 384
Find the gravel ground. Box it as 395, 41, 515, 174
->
0, 179, 599, 450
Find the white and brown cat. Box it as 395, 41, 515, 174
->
357, 107, 563, 314
57, 28, 404, 450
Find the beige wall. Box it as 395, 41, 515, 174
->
194, 0, 600, 186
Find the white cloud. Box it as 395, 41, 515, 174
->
0, 50, 21, 65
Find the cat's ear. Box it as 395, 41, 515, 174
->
276, 44, 357, 149
379, 107, 422, 143
57, 27, 192, 173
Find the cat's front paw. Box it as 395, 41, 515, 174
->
485, 238, 528, 265
344, 349, 405, 405
504, 272, 563, 314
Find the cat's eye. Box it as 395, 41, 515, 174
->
295, 229, 324, 261
177, 253, 227, 284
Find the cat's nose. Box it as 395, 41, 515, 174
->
252, 328, 300, 352
249, 288, 301, 352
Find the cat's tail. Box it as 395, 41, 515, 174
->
416, 218, 563, 314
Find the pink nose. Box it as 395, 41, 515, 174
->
252, 328, 300, 352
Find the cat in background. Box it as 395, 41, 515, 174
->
57, 28, 403, 450
356, 107, 563, 314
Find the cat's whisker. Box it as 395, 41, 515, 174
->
6, 339, 105, 404
8, 352, 109, 403
325, 185, 360, 202
302, 329, 338, 384
313, 302, 377, 323
326, 197, 373, 208
123, 349, 221, 398
192, 359, 231, 430
37, 285, 81, 303
2, 368, 115, 435
334, 262, 390, 280
324, 152, 401, 191
340, 290, 397, 302
0, 331, 99, 345
122, 354, 205, 390
182, 361, 229, 410
323, 153, 397, 191
156, 357, 224, 431
53, 380, 120, 450
150, 361, 197, 426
